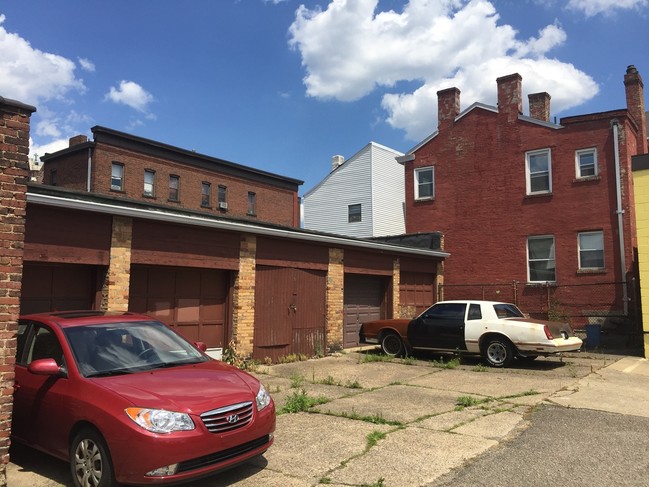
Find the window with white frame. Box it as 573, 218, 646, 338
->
525, 149, 551, 195
111, 162, 124, 191
527, 235, 556, 282
576, 148, 597, 178
143, 169, 155, 197
348, 204, 362, 222
578, 231, 604, 270
415, 167, 434, 200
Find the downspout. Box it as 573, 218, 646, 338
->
86, 147, 92, 192
612, 120, 629, 315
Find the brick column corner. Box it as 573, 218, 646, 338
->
103, 216, 133, 312
0, 96, 36, 486
232, 235, 256, 357
326, 248, 344, 352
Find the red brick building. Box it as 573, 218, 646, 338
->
41, 126, 302, 227
398, 66, 647, 331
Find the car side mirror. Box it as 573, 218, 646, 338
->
194, 341, 207, 353
28, 358, 64, 376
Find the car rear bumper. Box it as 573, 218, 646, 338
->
516, 337, 583, 355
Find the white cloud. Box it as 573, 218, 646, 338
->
29, 136, 73, 160
0, 14, 85, 104
288, 0, 599, 141
567, 0, 649, 17
105, 80, 154, 113
78, 57, 96, 72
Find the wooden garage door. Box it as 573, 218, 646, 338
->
343, 275, 385, 349
400, 271, 435, 316
128, 266, 228, 348
20, 263, 101, 315
253, 266, 326, 362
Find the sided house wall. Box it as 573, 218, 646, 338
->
23, 184, 447, 362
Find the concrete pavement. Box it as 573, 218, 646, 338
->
8, 350, 649, 486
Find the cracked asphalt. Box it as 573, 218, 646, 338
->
8, 349, 649, 486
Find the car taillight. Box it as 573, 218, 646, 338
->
544, 325, 554, 340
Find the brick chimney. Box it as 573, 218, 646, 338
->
497, 73, 523, 123
69, 134, 88, 147
528, 92, 551, 122
624, 65, 648, 153
437, 87, 460, 131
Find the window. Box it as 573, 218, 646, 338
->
579, 231, 604, 270
111, 163, 124, 191
415, 167, 434, 200
576, 149, 597, 178
467, 304, 482, 320
169, 175, 180, 201
201, 182, 211, 207
143, 170, 155, 197
247, 192, 256, 215
218, 185, 227, 209
348, 204, 362, 222
525, 149, 551, 194
50, 169, 57, 186
422, 303, 466, 321
527, 235, 556, 282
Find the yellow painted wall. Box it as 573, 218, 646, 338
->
633, 169, 649, 358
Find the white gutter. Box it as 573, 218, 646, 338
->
86, 147, 92, 192
26, 192, 449, 259
612, 120, 629, 314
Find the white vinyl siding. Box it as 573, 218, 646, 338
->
303, 143, 404, 238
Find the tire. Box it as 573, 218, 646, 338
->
70, 427, 116, 487
381, 332, 405, 357
482, 337, 515, 368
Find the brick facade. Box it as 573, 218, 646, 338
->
0, 97, 35, 486
403, 68, 646, 328
42, 127, 302, 227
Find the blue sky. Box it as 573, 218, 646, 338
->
1, 0, 647, 194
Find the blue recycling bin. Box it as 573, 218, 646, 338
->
585, 324, 601, 347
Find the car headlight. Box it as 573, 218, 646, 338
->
125, 407, 195, 434
256, 384, 271, 411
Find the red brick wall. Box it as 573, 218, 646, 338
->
405, 107, 638, 288
45, 141, 297, 226
0, 97, 35, 485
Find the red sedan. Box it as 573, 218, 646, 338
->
12, 311, 275, 486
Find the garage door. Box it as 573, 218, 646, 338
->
20, 263, 101, 315
400, 272, 435, 316
253, 266, 326, 362
344, 275, 385, 349
128, 266, 228, 348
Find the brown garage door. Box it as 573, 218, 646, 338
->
128, 266, 229, 348
253, 266, 326, 362
343, 275, 385, 349
400, 271, 435, 316
20, 263, 102, 315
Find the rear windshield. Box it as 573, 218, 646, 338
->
493, 303, 525, 319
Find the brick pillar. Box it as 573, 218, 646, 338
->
528, 92, 551, 122
326, 248, 344, 351
393, 258, 403, 318
624, 65, 648, 154
436, 234, 445, 301
497, 73, 523, 123
233, 235, 256, 356
103, 216, 133, 311
437, 87, 460, 131
0, 97, 36, 486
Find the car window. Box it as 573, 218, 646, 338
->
467, 304, 482, 320
26, 326, 65, 366
423, 303, 467, 321
493, 303, 525, 318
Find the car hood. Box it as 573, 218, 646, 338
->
90, 360, 257, 413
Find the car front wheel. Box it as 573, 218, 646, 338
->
483, 337, 514, 367
381, 332, 405, 357
70, 427, 115, 487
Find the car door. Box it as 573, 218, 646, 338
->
408, 303, 468, 350
13, 321, 74, 458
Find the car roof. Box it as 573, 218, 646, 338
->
437, 300, 516, 306
19, 310, 154, 329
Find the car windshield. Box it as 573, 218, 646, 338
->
64, 320, 209, 377
493, 303, 525, 319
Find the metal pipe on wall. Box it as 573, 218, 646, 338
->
612, 120, 629, 315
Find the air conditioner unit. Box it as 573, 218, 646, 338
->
218, 202, 228, 210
